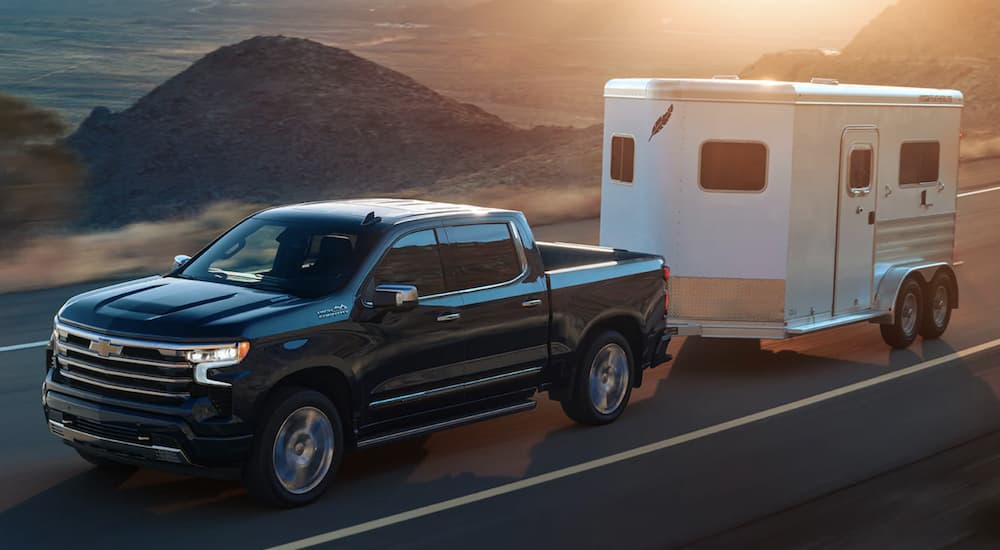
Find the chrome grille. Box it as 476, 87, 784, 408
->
54, 322, 193, 401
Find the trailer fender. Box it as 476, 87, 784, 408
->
872, 262, 955, 323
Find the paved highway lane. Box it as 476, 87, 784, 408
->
2, 164, 1000, 548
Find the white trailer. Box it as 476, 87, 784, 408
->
599, 77, 963, 348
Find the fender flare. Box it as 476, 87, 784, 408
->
873, 262, 958, 323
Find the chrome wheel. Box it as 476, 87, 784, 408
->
901, 292, 918, 337
272, 406, 335, 495
588, 343, 630, 415
931, 285, 948, 328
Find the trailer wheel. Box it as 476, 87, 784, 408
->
880, 278, 923, 349
244, 387, 344, 508
561, 330, 634, 426
920, 271, 954, 340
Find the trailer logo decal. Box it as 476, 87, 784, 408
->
649, 104, 674, 141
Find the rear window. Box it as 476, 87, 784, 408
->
371, 230, 446, 296
610, 135, 635, 183
700, 141, 768, 192
441, 224, 522, 291
899, 141, 940, 186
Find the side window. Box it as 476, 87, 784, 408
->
610, 135, 635, 184
699, 141, 768, 192
849, 146, 873, 192
441, 224, 523, 291
899, 141, 940, 186
371, 230, 446, 296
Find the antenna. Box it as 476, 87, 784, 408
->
361, 211, 382, 226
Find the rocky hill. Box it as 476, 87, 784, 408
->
740, 0, 1000, 132
69, 36, 588, 227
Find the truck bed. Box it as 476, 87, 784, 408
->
537, 242, 657, 273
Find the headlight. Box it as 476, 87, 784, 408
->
188, 342, 250, 387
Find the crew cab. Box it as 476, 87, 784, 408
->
43, 199, 669, 506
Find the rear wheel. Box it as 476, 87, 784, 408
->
561, 330, 634, 425
244, 387, 344, 508
880, 278, 923, 349
920, 271, 954, 340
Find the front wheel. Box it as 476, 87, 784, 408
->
244, 387, 344, 508
880, 278, 923, 349
561, 330, 634, 425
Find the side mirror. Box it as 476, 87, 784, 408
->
372, 284, 419, 310
173, 254, 191, 271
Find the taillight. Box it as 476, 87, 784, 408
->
663, 265, 670, 314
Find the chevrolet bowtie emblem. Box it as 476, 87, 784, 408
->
90, 338, 123, 357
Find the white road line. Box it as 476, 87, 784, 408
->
959, 184, 1000, 198
0, 341, 48, 353
268, 336, 1000, 550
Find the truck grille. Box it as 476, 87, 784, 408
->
54, 322, 193, 401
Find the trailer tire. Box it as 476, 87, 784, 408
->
561, 330, 634, 426
244, 387, 344, 508
920, 271, 954, 340
880, 278, 923, 349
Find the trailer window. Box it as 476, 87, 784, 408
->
849, 147, 873, 192
610, 135, 635, 184
700, 141, 768, 192
899, 141, 940, 186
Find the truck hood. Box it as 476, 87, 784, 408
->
58, 276, 307, 341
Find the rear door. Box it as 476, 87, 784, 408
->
834, 126, 879, 314
438, 221, 549, 403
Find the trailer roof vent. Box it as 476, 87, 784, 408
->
810, 77, 840, 85
712, 75, 741, 80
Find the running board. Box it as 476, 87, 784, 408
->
356, 400, 537, 449
786, 310, 891, 335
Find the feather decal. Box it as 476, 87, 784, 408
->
649, 104, 674, 141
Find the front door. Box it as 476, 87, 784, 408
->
356, 228, 467, 430
834, 127, 879, 314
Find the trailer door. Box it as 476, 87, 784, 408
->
834, 127, 879, 314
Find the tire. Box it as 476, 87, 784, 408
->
920, 271, 954, 340
244, 387, 345, 508
561, 330, 634, 426
880, 278, 923, 349
76, 449, 137, 472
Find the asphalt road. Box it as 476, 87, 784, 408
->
2, 159, 1000, 549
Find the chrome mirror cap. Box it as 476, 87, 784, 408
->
373, 284, 419, 309
173, 254, 191, 271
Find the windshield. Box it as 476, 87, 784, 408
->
176, 217, 364, 297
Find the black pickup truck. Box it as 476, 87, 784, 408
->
43, 199, 670, 506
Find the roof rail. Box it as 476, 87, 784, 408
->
810, 77, 840, 85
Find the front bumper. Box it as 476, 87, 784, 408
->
43, 372, 253, 478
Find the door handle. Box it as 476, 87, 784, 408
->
521, 299, 543, 308
436, 313, 461, 322
856, 206, 864, 214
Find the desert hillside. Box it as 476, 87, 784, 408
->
69, 36, 592, 227
741, 0, 999, 132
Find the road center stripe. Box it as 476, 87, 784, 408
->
268, 336, 1000, 550
0, 341, 48, 353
